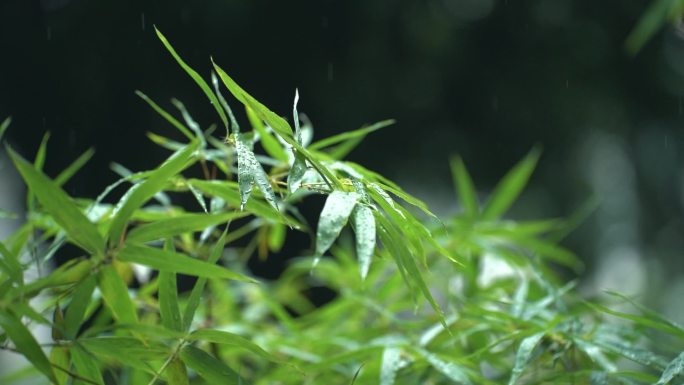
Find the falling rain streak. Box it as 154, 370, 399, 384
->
141, 13, 146, 31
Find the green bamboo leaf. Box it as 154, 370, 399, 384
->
183, 228, 228, 331
0, 241, 22, 285
97, 265, 138, 324
64, 275, 97, 339
587, 302, 684, 339
117, 243, 256, 282
136, 91, 194, 140
236, 133, 279, 212
187, 183, 209, 213
591, 338, 668, 370
54, 148, 95, 187
482, 147, 541, 221
247, 105, 288, 162
572, 339, 617, 372
166, 358, 190, 385
625, 0, 673, 54
309, 119, 395, 159
108, 141, 199, 245
315, 191, 360, 261
351, 204, 376, 280
70, 345, 105, 385
508, 332, 545, 385
0, 116, 10, 141
380, 346, 402, 385
450, 155, 479, 218
159, 239, 182, 332
188, 329, 274, 361
180, 345, 243, 385
126, 211, 246, 243
0, 309, 56, 383
49, 346, 70, 385
154, 27, 228, 129
80, 336, 168, 371
7, 146, 105, 256
414, 348, 472, 384
656, 351, 684, 385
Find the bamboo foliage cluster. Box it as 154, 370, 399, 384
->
0, 30, 683, 385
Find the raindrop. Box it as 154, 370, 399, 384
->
141, 13, 146, 31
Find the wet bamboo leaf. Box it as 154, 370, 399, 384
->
315, 191, 360, 260
288, 151, 307, 194
97, 265, 138, 324
126, 211, 245, 243
180, 345, 243, 385
508, 332, 545, 385
236, 133, 279, 212
656, 351, 684, 385
0, 309, 56, 383
117, 243, 256, 282
482, 147, 540, 221
380, 346, 402, 385
64, 275, 97, 339
247, 105, 288, 162
351, 204, 376, 280
450, 155, 479, 218
108, 141, 199, 245
155, 28, 228, 129
7, 146, 105, 257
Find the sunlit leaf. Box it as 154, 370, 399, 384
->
0, 309, 56, 383
7, 146, 105, 257
118, 243, 255, 282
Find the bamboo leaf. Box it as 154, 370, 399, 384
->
180, 345, 243, 385
136, 91, 194, 140
656, 351, 684, 385
166, 358, 190, 385
70, 345, 105, 385
625, 0, 673, 54
415, 348, 472, 384
188, 329, 275, 361
108, 141, 199, 245
54, 148, 95, 187
380, 346, 402, 385
351, 204, 376, 280
309, 119, 395, 159
0, 309, 56, 383
247, 105, 288, 162
482, 147, 540, 221
117, 243, 256, 282
315, 191, 360, 260
508, 332, 545, 385
126, 211, 246, 243
154, 27, 229, 129
80, 336, 169, 370
7, 146, 105, 257
64, 275, 97, 339
49, 346, 70, 385
450, 155, 479, 218
97, 265, 138, 324
236, 133, 279, 212
159, 239, 182, 332
0, 116, 10, 141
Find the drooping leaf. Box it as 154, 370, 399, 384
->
508, 332, 545, 385
450, 155, 479, 218
380, 346, 402, 385
180, 345, 243, 385
235, 133, 279, 212
183, 228, 228, 331
7, 146, 105, 257
158, 239, 182, 332
117, 243, 256, 282
126, 211, 246, 243
70, 345, 105, 385
155, 27, 229, 129
482, 147, 540, 221
108, 141, 199, 245
188, 329, 275, 361
97, 264, 138, 324
315, 191, 360, 261
351, 204, 376, 280
0, 309, 56, 383
64, 275, 97, 339
656, 351, 684, 385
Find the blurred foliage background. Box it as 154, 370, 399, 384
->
0, 1, 683, 317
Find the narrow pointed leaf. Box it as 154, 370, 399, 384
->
315, 191, 359, 258
183, 228, 228, 331
482, 147, 541, 221
180, 345, 243, 385
71, 345, 105, 385
155, 28, 228, 129
508, 332, 545, 385
415, 348, 472, 384
351, 204, 376, 280
450, 155, 479, 218
7, 147, 104, 256
0, 116, 10, 141
0, 309, 56, 383
380, 346, 401, 385
64, 275, 97, 339
236, 133, 279, 212
108, 141, 199, 245
166, 358, 190, 385
247, 105, 288, 162
54, 148, 95, 187
188, 329, 275, 361
158, 239, 182, 331
136, 91, 194, 140
309, 119, 395, 151
117, 243, 256, 282
126, 211, 246, 243
656, 351, 684, 385
49, 346, 70, 385
97, 265, 138, 324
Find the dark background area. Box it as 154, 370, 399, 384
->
1, 1, 683, 311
